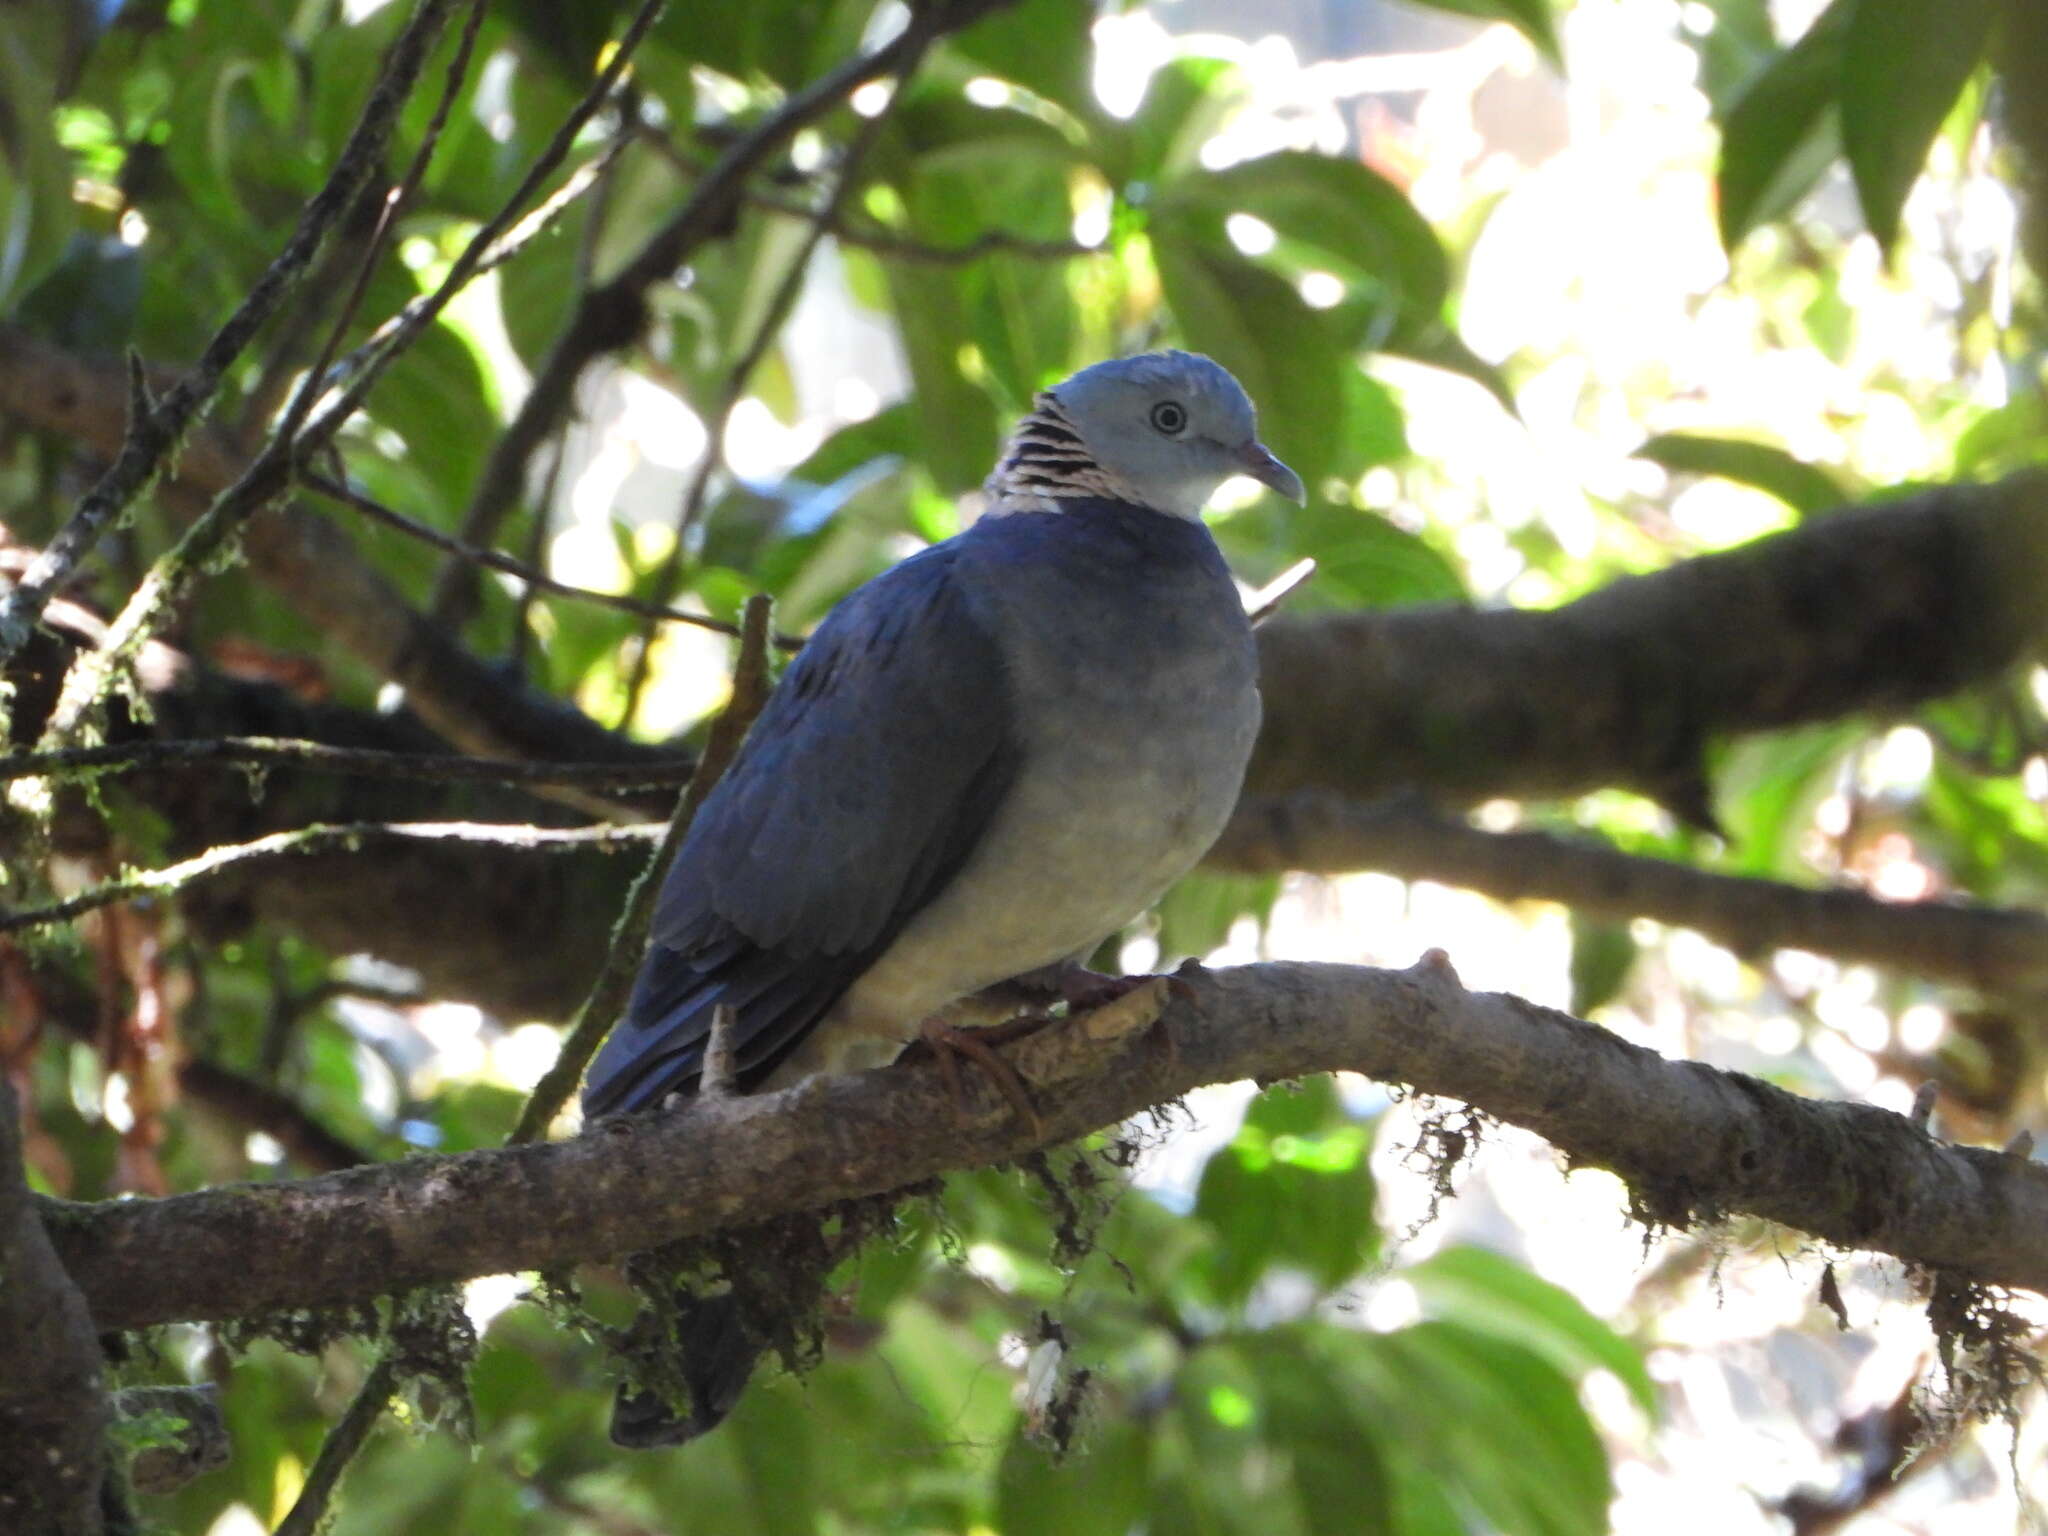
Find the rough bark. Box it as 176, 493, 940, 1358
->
1212, 792, 2048, 997
41, 958, 2048, 1332
0, 1082, 108, 1535
1248, 476, 2048, 820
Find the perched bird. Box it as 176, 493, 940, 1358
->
584, 350, 1302, 1442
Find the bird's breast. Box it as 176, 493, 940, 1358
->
833, 524, 1259, 1040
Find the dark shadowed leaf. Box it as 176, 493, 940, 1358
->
1568, 913, 1638, 1015
1636, 431, 1849, 516
1840, 0, 1991, 255
1715, 0, 1849, 250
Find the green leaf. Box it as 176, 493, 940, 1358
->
1568, 914, 1638, 1016
1841, 0, 1992, 255
1399, 0, 1564, 72
1153, 232, 1345, 494
949, 0, 1096, 119
1346, 1323, 1611, 1536
1635, 431, 1848, 517
1152, 869, 1279, 959
1173, 149, 1451, 323
1953, 392, 2048, 477
1715, 0, 1849, 250
998, 1419, 1153, 1536
1714, 720, 1861, 877
1119, 55, 1248, 186
1246, 1344, 1395, 1536
0, 9, 81, 307
1193, 1081, 1378, 1305
1406, 1245, 1658, 1414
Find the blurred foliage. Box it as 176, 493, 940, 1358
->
5, 0, 2048, 1529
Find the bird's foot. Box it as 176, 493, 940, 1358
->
919, 1015, 1046, 1136
1062, 961, 1199, 1070
1055, 958, 1202, 1012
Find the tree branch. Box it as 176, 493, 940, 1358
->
40, 958, 2048, 1333
0, 1081, 108, 1535
0, 736, 693, 791
0, 819, 654, 936
1248, 475, 2048, 821
1212, 792, 2048, 996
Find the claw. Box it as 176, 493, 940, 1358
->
920, 1017, 1044, 1136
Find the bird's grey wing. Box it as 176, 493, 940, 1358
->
582, 543, 1017, 1115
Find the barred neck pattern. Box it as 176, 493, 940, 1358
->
982, 393, 1141, 515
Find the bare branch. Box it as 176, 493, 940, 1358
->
1248, 475, 2048, 822
42, 958, 2048, 1334
1212, 793, 2048, 997
0, 735, 693, 791
0, 1081, 108, 1534
177, 1060, 378, 1173
300, 470, 802, 646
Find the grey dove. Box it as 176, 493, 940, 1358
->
584, 350, 1303, 1443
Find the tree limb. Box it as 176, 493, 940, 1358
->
1248, 475, 2048, 820
40, 958, 2048, 1333
0, 1081, 108, 1535
1212, 792, 2048, 997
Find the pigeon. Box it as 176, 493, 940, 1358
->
584, 350, 1303, 1442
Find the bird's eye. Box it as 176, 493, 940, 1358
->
1150, 400, 1188, 435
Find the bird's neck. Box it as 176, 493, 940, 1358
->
982, 393, 1143, 516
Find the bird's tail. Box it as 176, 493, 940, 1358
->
609, 1290, 765, 1448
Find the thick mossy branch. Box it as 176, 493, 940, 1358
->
1248, 475, 2048, 818
40, 959, 2048, 1333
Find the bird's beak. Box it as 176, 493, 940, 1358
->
1237, 441, 1306, 504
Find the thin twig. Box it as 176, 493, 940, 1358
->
638, 129, 1099, 265
299, 469, 804, 646
0, 735, 695, 789
298, 0, 668, 456
615, 67, 910, 726
0, 821, 658, 936
1245, 557, 1317, 626
315, 140, 628, 404
0, 0, 464, 674
272, 1356, 397, 1536
273, 0, 491, 451
508, 593, 776, 1143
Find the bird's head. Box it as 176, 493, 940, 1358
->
1048, 350, 1306, 518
